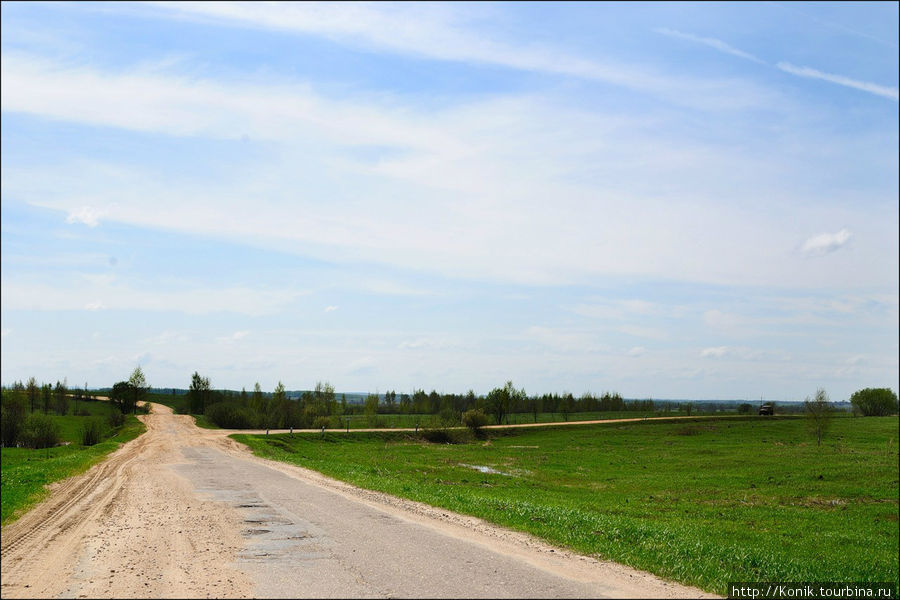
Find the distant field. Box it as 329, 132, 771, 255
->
235, 415, 899, 596
0, 401, 146, 525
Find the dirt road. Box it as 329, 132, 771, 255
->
1, 404, 715, 598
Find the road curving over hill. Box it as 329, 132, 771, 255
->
1, 403, 717, 598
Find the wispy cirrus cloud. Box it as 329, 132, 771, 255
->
777, 62, 899, 101
653, 27, 897, 102
654, 28, 764, 63
122, 2, 776, 111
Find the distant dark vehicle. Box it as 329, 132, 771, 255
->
759, 403, 774, 416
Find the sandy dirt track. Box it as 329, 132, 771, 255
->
1, 404, 717, 598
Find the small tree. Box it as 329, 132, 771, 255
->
850, 388, 898, 416
188, 372, 211, 414
805, 388, 833, 447
21, 412, 60, 449
486, 385, 509, 425
110, 381, 135, 414
364, 393, 380, 426
128, 366, 148, 415
737, 403, 752, 415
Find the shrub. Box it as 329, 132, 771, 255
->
75, 407, 91, 416
20, 413, 61, 449
421, 427, 469, 444
108, 411, 126, 428
462, 409, 489, 437
313, 416, 331, 430
850, 388, 899, 416
205, 402, 257, 429
1, 395, 27, 447
81, 419, 104, 446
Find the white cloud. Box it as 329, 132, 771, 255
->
523, 326, 606, 353
617, 325, 668, 340
324, 305, 339, 312
655, 28, 764, 63
398, 338, 457, 351
2, 282, 306, 316
1, 51, 894, 291
777, 62, 899, 101
65, 206, 105, 227
700, 346, 729, 358
1, 329, 10, 338
216, 330, 249, 344
626, 346, 646, 357
703, 309, 747, 332
801, 229, 851, 256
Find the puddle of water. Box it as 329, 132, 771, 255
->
460, 464, 511, 476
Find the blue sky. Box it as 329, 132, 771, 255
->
1, 1, 897, 401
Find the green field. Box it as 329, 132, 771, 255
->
234, 415, 899, 595
338, 410, 665, 429
0, 401, 146, 525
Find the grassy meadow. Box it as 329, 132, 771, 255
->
1, 400, 146, 525
234, 415, 899, 595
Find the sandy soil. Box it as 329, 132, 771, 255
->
1, 404, 718, 599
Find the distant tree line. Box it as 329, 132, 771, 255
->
169, 375, 669, 429
0, 377, 100, 448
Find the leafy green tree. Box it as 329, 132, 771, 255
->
850, 388, 898, 416
364, 393, 380, 426
110, 381, 135, 414
128, 366, 148, 414
250, 382, 265, 415
805, 388, 833, 446
486, 381, 524, 425
188, 372, 211, 414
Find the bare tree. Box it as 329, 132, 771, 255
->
805, 388, 833, 447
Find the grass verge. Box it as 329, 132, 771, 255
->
234, 416, 899, 596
